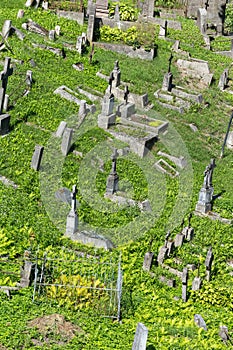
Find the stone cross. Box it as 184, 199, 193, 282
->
204, 0, 209, 11
203, 158, 216, 189
124, 85, 129, 105
108, 71, 114, 94
0, 57, 13, 114
111, 148, 118, 174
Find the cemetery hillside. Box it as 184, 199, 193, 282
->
0, 0, 233, 348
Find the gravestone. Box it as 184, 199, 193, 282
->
0, 57, 13, 115
55, 121, 67, 137
141, 0, 154, 17
132, 322, 148, 350
218, 69, 228, 90
2, 20, 12, 40
192, 276, 202, 291
174, 233, 184, 247
66, 185, 78, 235
87, 2, 96, 42
0, 114, 10, 136
26, 70, 33, 88
76, 36, 83, 54
142, 252, 154, 271
197, 8, 207, 34
79, 100, 87, 117
17, 10, 25, 19
114, 4, 120, 22
31, 145, 44, 171
3, 95, 9, 112
162, 72, 173, 92
112, 60, 121, 88
157, 246, 168, 264
182, 267, 188, 302
167, 241, 174, 256
55, 25, 60, 36
98, 94, 116, 129
195, 159, 216, 214
194, 314, 207, 331
106, 148, 119, 195
205, 247, 214, 281
158, 20, 167, 39
20, 260, 33, 288
48, 29, 56, 41
226, 131, 233, 149
61, 127, 73, 156
219, 325, 229, 344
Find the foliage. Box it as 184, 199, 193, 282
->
224, 3, 233, 34
109, 2, 139, 21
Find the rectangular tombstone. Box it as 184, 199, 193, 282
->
174, 233, 184, 247
162, 72, 173, 92
157, 246, 168, 264
119, 103, 135, 119
0, 114, 10, 135
55, 121, 67, 137
2, 20, 12, 40
101, 95, 114, 116
31, 145, 44, 171
20, 261, 33, 287
192, 276, 202, 291
132, 322, 148, 350
142, 252, 154, 271
87, 3, 96, 42
66, 209, 78, 235
61, 128, 73, 156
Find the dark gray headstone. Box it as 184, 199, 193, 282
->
0, 114, 10, 135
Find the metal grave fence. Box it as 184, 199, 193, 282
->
32, 252, 123, 320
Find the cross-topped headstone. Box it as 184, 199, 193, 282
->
0, 57, 13, 114
204, 0, 209, 11
203, 158, 216, 189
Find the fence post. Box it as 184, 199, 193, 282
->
117, 258, 123, 322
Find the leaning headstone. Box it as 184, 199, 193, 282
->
218, 69, 228, 91
31, 145, 44, 171
182, 267, 188, 302
0, 57, 13, 114
162, 72, 173, 92
79, 100, 87, 117
55, 121, 67, 137
2, 20, 12, 39
61, 127, 73, 156
17, 9, 25, 19
142, 252, 154, 271
49, 30, 56, 41
66, 185, 78, 235
192, 276, 202, 291
132, 322, 148, 350
186, 227, 194, 241
0, 114, 10, 135
219, 325, 230, 344
194, 314, 207, 331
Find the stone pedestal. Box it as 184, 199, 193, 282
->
195, 187, 213, 214
66, 209, 78, 235
106, 172, 119, 194
119, 103, 135, 119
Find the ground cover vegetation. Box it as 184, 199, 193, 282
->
0, 0, 232, 349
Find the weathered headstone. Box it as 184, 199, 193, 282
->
162, 72, 173, 92
142, 252, 154, 271
197, 8, 207, 34
114, 4, 120, 22
218, 69, 228, 91
106, 148, 119, 195
195, 159, 216, 214
55, 121, 67, 137
61, 127, 73, 156
182, 267, 188, 302
98, 94, 116, 129
192, 276, 202, 291
112, 60, 121, 88
26, 70, 33, 88
31, 145, 44, 171
132, 322, 148, 350
87, 2, 96, 42
205, 247, 214, 281
219, 325, 230, 344
48, 30, 56, 41
174, 233, 184, 247
79, 100, 87, 117
0, 57, 13, 114
158, 20, 167, 39
55, 25, 60, 36
194, 314, 207, 331
20, 259, 33, 287
76, 36, 83, 54
66, 185, 78, 235
17, 9, 25, 19
157, 246, 168, 265
2, 20, 12, 40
